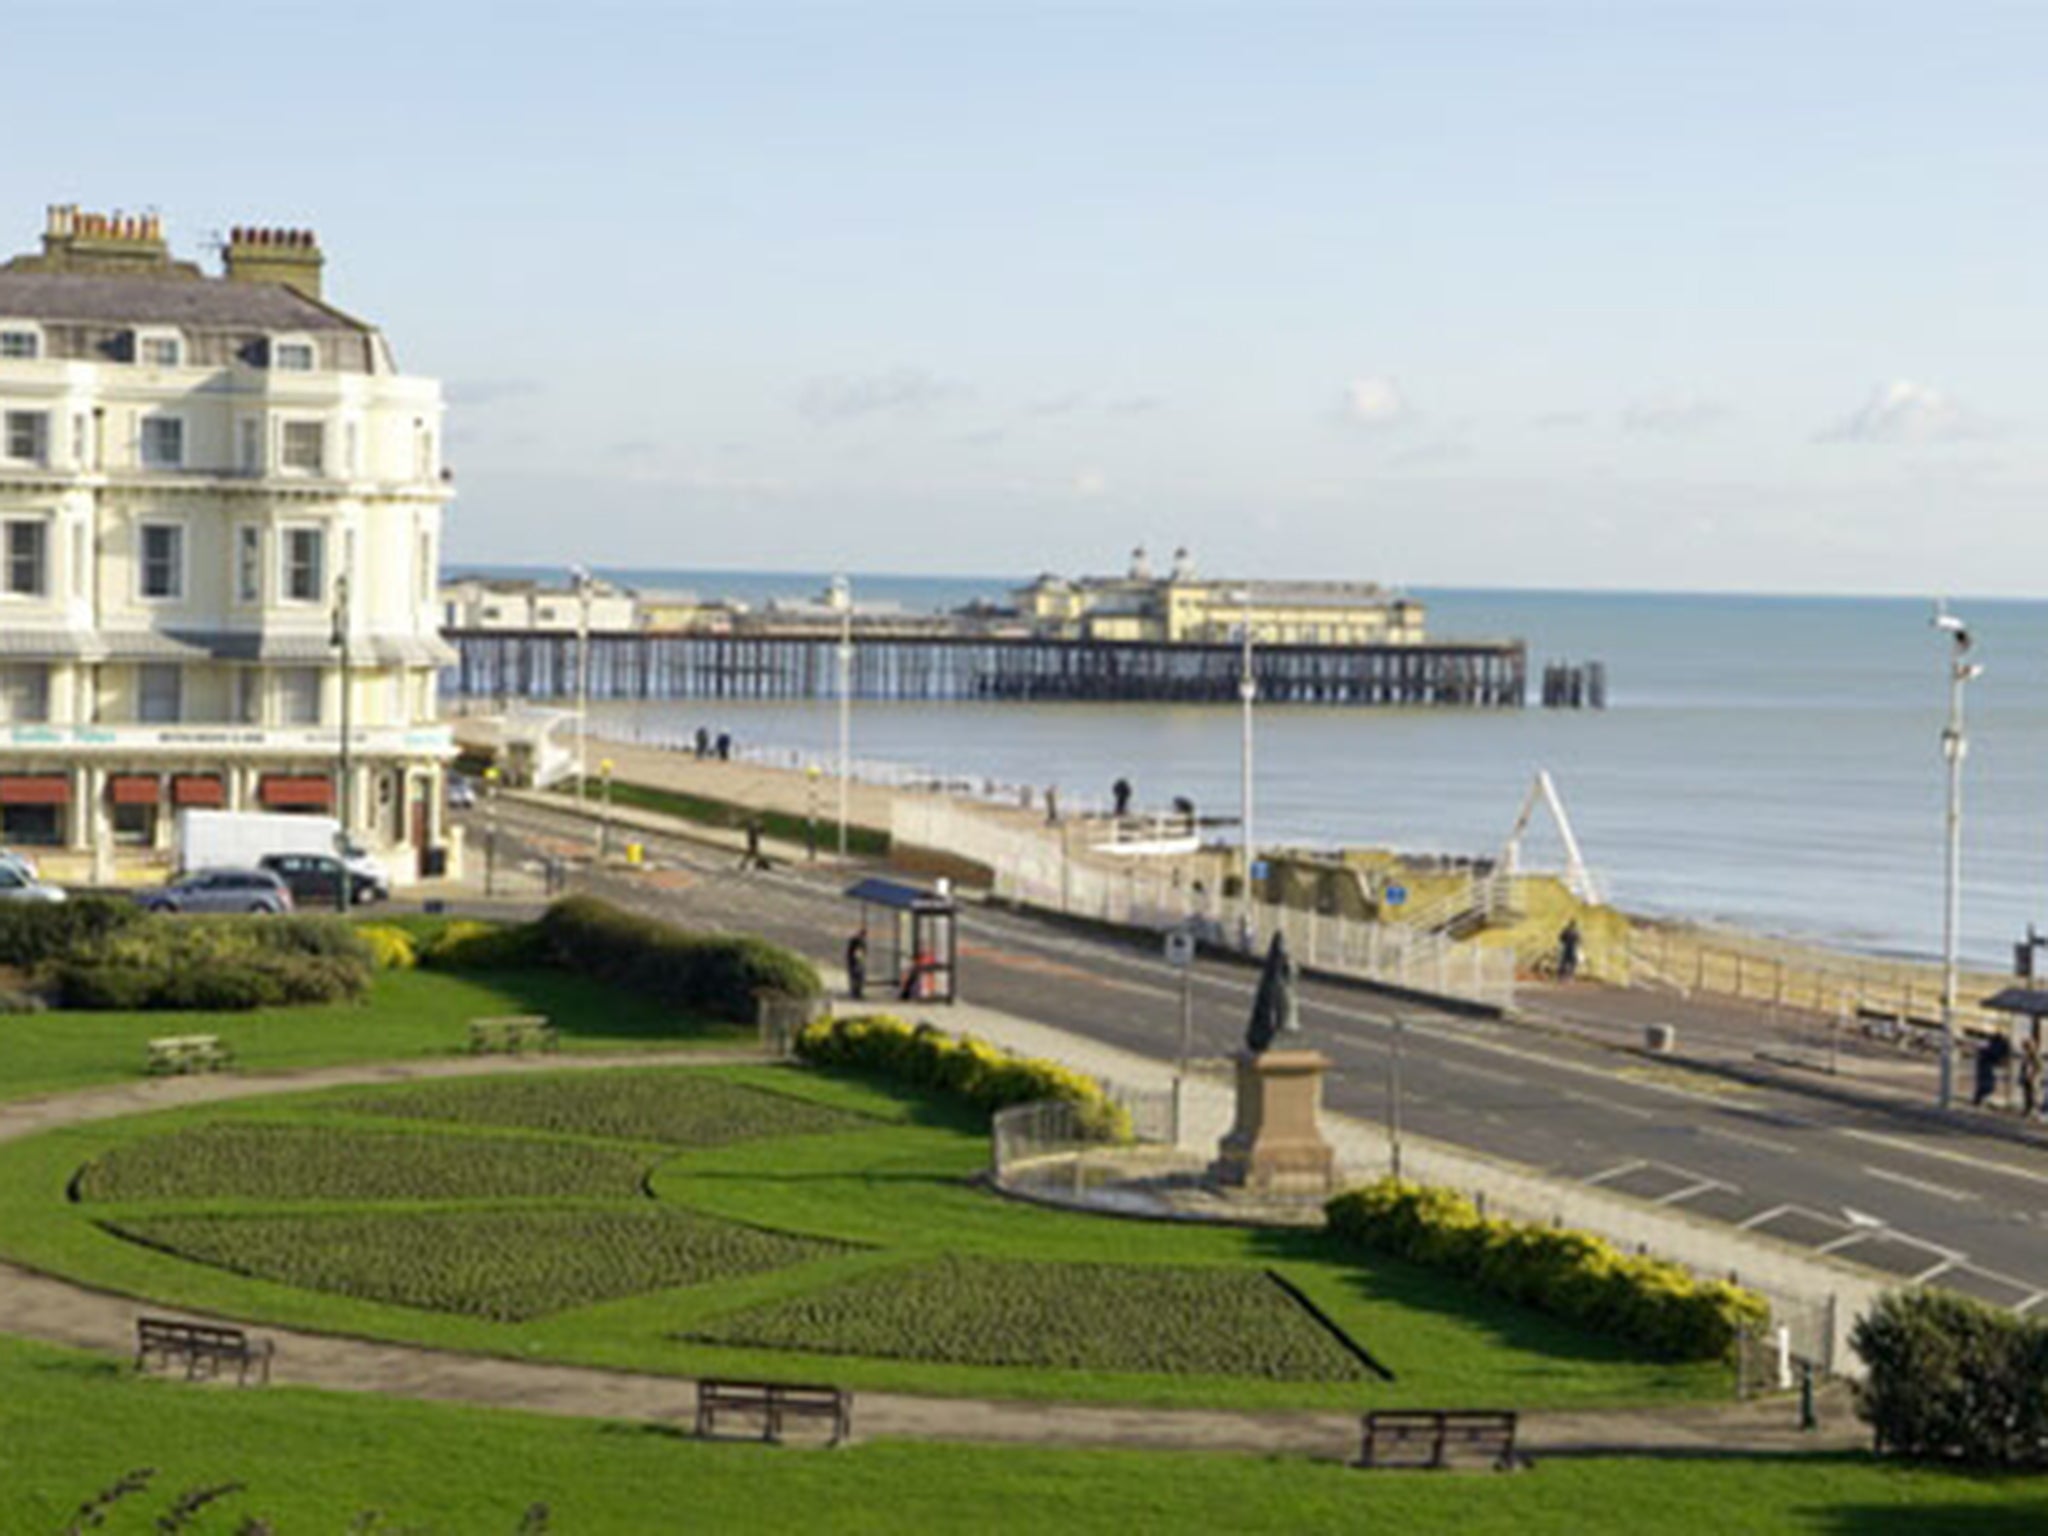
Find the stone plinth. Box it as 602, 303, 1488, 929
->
1209, 1049, 1336, 1196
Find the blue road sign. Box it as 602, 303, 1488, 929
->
1384, 884, 1408, 906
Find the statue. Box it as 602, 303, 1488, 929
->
1244, 932, 1300, 1054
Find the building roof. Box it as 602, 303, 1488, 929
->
0, 271, 368, 333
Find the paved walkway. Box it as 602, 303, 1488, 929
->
0, 1050, 1863, 1458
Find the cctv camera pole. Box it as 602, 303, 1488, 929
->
1936, 610, 1979, 1110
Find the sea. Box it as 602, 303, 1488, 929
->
459, 564, 2048, 968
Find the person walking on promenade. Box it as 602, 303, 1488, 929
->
716, 732, 733, 761
1112, 777, 1133, 819
2020, 1034, 2042, 1119
1974, 1032, 2011, 1108
845, 929, 868, 1002
694, 726, 710, 758
1556, 919, 1583, 982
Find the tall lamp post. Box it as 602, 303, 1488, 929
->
571, 564, 593, 810
1237, 585, 1257, 951
330, 569, 353, 914
830, 576, 853, 860
1933, 605, 1982, 1110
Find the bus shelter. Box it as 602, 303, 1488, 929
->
844, 877, 959, 1004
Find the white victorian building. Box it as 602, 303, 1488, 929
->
0, 204, 455, 882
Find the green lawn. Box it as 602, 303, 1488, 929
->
1, 1064, 1729, 1411
563, 775, 893, 858
0, 967, 747, 1102
4, 1335, 2043, 1535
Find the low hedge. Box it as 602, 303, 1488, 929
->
794, 1013, 1131, 1136
417, 919, 549, 971
53, 915, 373, 1011
353, 923, 419, 970
1324, 1178, 1767, 1363
1854, 1289, 2048, 1466
0, 896, 139, 966
536, 895, 820, 1022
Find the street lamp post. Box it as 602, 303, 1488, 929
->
1237, 585, 1257, 951
572, 564, 593, 811
482, 766, 501, 898
831, 576, 852, 860
806, 763, 821, 861
598, 756, 614, 861
1388, 1011, 1406, 1180
330, 570, 353, 914
1934, 605, 1982, 1111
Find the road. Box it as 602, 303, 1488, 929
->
475, 798, 2048, 1313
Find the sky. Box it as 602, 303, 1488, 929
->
9, 1, 2048, 594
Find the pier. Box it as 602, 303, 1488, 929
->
443, 630, 1541, 707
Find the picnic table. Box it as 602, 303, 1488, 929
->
696, 1378, 851, 1445
135, 1317, 273, 1385
1358, 1409, 1524, 1471
146, 1035, 234, 1075
467, 1015, 557, 1054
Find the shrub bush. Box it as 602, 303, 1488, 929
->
417, 919, 547, 971
1324, 1177, 1767, 1363
52, 914, 373, 1011
1854, 1289, 2048, 1466
793, 1013, 1131, 1136
536, 895, 821, 1022
0, 896, 139, 966
353, 923, 418, 970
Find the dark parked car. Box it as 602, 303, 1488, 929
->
139, 869, 294, 915
257, 852, 387, 907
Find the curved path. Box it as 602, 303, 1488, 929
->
0, 1053, 1862, 1459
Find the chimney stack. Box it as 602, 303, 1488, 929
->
24, 204, 176, 276
223, 225, 325, 300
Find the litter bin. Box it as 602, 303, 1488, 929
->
420, 847, 448, 879
1645, 1023, 1677, 1053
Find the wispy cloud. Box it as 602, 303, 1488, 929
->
1026, 394, 1084, 417
798, 367, 969, 425
1342, 376, 1413, 430
446, 377, 543, 407
1622, 396, 1729, 436
1106, 395, 1161, 416
1817, 380, 1987, 444
1533, 410, 1592, 430
953, 427, 1008, 448
609, 438, 659, 459
1073, 468, 1108, 498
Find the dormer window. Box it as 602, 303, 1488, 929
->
0, 324, 39, 361
273, 338, 316, 372
134, 329, 182, 368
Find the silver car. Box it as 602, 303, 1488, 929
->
138, 868, 293, 915
0, 862, 65, 903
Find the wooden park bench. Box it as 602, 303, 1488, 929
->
695, 1378, 850, 1446
134, 1317, 274, 1385
1358, 1409, 1523, 1471
145, 1035, 234, 1075
467, 1015, 557, 1055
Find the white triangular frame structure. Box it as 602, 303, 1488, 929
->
1499, 768, 1602, 906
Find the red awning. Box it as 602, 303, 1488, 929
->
109, 774, 161, 806
0, 775, 69, 805
259, 775, 333, 809
171, 775, 225, 808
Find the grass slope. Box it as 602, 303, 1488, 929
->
5, 1336, 2045, 1536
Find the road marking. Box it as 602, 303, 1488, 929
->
1837, 1128, 2048, 1189
1859, 1164, 1980, 1203
1696, 1125, 1800, 1155
1582, 1159, 1646, 1187
1913, 1258, 1959, 1284
1658, 1177, 1733, 1205
2017, 1292, 2045, 1314
1817, 1230, 1876, 1254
